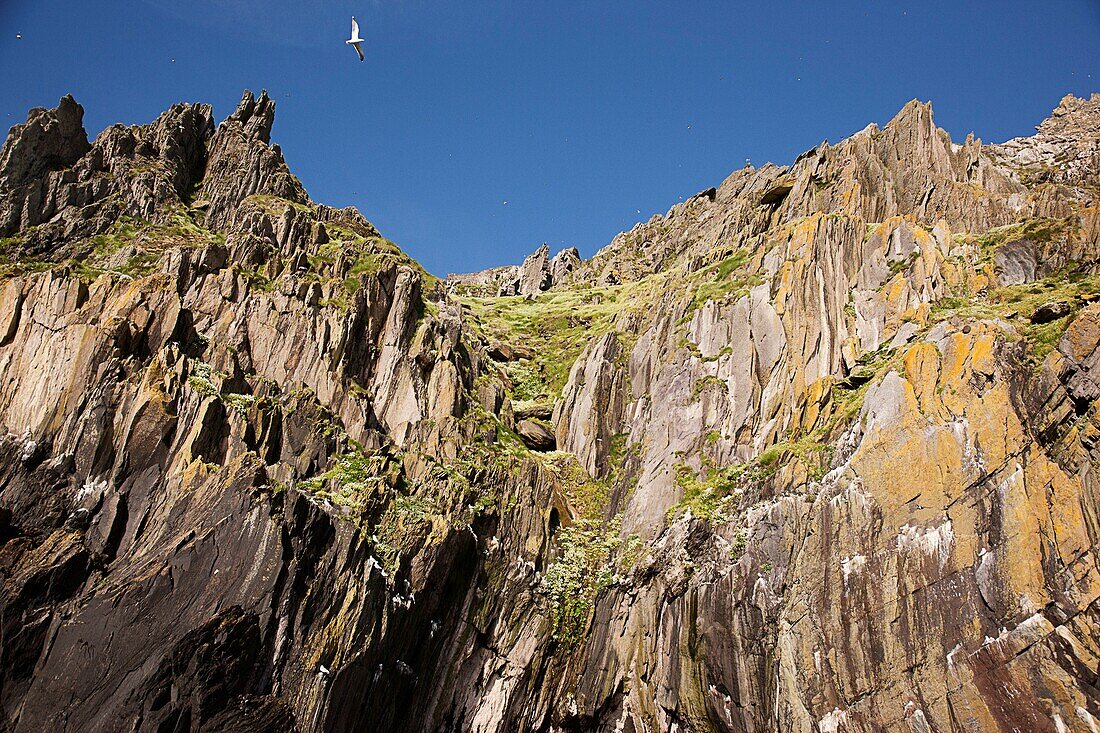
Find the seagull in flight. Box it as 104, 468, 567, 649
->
346, 16, 365, 61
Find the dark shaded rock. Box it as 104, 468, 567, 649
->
488, 342, 516, 361
516, 418, 556, 451
835, 369, 874, 390
759, 180, 793, 205
125, 607, 293, 732
1031, 300, 1072, 323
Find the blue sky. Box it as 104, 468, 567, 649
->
2, 1, 1099, 276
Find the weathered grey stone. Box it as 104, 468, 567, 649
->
549, 246, 580, 283
994, 238, 1040, 286
516, 243, 550, 296
448, 244, 580, 297
991, 92, 1100, 193
554, 332, 628, 478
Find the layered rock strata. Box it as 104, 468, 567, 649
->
1, 91, 1099, 733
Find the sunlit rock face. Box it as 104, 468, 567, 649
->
2, 90, 1100, 732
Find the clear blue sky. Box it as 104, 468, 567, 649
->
2, 1, 1099, 276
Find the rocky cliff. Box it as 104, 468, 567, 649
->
1, 90, 1100, 732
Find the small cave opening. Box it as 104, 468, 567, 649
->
759, 182, 793, 206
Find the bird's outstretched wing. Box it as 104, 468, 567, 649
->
350, 17, 360, 40
354, 42, 364, 61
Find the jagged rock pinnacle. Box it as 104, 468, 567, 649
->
0, 94, 90, 190
226, 88, 277, 144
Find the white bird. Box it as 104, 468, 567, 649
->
346, 16, 364, 61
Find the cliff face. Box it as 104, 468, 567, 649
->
1, 91, 1099, 733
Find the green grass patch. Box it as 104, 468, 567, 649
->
667, 431, 835, 523
298, 449, 402, 515
730, 527, 748, 559
954, 217, 1073, 265
460, 275, 664, 400
690, 374, 726, 401
667, 459, 750, 523
930, 267, 1100, 363
503, 361, 547, 402
187, 360, 224, 398
683, 248, 766, 317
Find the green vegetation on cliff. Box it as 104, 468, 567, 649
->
459, 275, 663, 399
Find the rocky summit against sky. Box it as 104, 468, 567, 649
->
1, 87, 1100, 732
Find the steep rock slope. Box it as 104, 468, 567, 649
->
0, 91, 1099, 733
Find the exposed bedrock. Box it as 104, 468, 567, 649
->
1, 91, 1100, 732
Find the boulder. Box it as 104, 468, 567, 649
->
516, 419, 555, 451
487, 342, 515, 361
1031, 300, 1072, 323
994, 239, 1039, 286
513, 403, 553, 421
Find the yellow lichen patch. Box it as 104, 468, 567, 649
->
773, 260, 794, 316
939, 332, 977, 389
852, 319, 1096, 628
1028, 447, 1095, 586
902, 342, 943, 418
937, 256, 969, 295
840, 179, 860, 209
791, 212, 827, 244
852, 329, 1021, 531
966, 331, 998, 377
1059, 304, 1100, 362
901, 301, 931, 325
989, 460, 1053, 609
913, 223, 936, 251
849, 373, 957, 522
883, 274, 909, 306
968, 268, 993, 297
794, 377, 832, 434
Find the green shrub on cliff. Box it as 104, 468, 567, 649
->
541, 517, 625, 644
